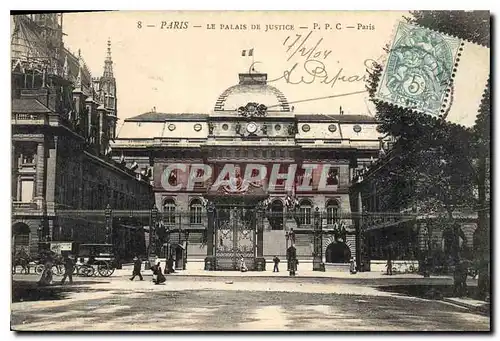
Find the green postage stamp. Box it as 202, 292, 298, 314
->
376, 22, 462, 117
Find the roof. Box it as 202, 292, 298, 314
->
296, 114, 377, 123
12, 98, 51, 113
214, 73, 291, 112
126, 112, 208, 122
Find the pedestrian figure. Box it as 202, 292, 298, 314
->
165, 257, 175, 274
130, 256, 143, 281
273, 255, 280, 272
152, 262, 166, 285
350, 257, 357, 274
289, 228, 296, 245
289, 258, 298, 276
386, 246, 393, 276
386, 258, 393, 275
240, 256, 248, 272
454, 258, 469, 297
38, 252, 54, 286
60, 254, 75, 285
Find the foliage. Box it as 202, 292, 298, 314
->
408, 11, 490, 47
365, 11, 490, 216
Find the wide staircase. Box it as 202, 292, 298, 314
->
263, 230, 287, 258
294, 233, 313, 260
262, 230, 313, 260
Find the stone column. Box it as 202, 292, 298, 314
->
257, 209, 264, 257
312, 207, 324, 271
35, 142, 45, 199
205, 202, 215, 270
356, 191, 364, 271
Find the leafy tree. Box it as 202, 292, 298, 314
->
365, 11, 490, 297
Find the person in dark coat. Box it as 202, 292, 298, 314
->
130, 256, 143, 281
165, 257, 175, 274
152, 262, 166, 285
60, 254, 75, 285
454, 258, 469, 297
289, 258, 298, 276
273, 256, 280, 272
386, 246, 393, 276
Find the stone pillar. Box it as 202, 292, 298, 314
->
356, 191, 364, 271
312, 207, 324, 271
35, 142, 45, 199
257, 209, 264, 257
12, 144, 17, 200
97, 106, 106, 153
205, 202, 216, 270
85, 99, 93, 139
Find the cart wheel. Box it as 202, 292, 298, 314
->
79, 265, 95, 277
98, 262, 113, 277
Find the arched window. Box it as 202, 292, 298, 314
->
163, 198, 176, 225
269, 200, 284, 230
12, 223, 30, 253
299, 199, 312, 225
326, 199, 340, 225
190, 199, 203, 225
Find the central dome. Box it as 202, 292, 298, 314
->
214, 73, 290, 112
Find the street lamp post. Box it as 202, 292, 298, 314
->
149, 204, 158, 257
312, 207, 324, 271
37, 224, 43, 252
165, 226, 171, 259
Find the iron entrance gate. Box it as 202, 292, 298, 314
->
215, 206, 256, 270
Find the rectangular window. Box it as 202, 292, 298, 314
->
326, 207, 338, 225
164, 206, 176, 225
299, 207, 311, 225
14, 234, 30, 247
190, 206, 202, 225
19, 144, 37, 165
20, 179, 34, 202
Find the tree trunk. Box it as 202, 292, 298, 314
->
474, 155, 490, 300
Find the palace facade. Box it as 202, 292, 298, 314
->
112, 72, 385, 270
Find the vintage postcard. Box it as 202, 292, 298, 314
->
10, 10, 490, 331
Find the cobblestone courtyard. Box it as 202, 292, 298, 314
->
11, 272, 490, 331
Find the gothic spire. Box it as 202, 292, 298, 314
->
103, 38, 114, 78
73, 52, 83, 92
63, 54, 69, 78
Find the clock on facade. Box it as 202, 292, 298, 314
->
246, 122, 258, 134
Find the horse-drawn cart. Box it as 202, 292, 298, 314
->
76, 243, 117, 277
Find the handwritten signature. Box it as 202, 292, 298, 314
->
266, 59, 378, 89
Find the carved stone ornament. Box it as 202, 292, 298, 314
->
237, 102, 267, 118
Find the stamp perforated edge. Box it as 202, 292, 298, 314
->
373, 21, 472, 122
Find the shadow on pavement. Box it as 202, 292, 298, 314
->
379, 284, 479, 300
12, 280, 108, 303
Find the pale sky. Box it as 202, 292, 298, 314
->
62, 11, 408, 121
